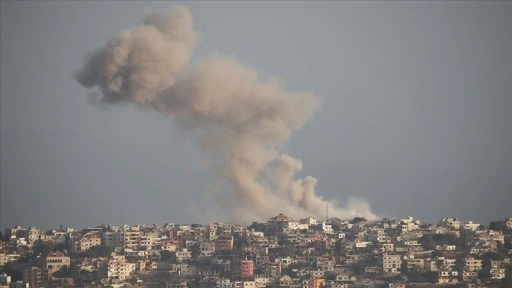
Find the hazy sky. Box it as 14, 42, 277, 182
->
1, 1, 511, 230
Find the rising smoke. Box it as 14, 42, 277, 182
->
75, 6, 377, 222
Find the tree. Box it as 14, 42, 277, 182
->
324, 271, 337, 281
418, 234, 458, 250
480, 252, 504, 270
233, 236, 249, 251
76, 269, 93, 284
161, 250, 175, 262
478, 269, 491, 281
489, 221, 507, 231
330, 223, 341, 232
352, 217, 367, 224
334, 239, 343, 254
248, 222, 276, 236
432, 234, 458, 245
91, 270, 103, 283
2, 262, 24, 281
32, 239, 54, 259
248, 222, 267, 232
418, 235, 435, 250
270, 245, 295, 257
432, 250, 443, 258
81, 245, 112, 258
501, 264, 512, 287
53, 265, 73, 278
54, 242, 69, 252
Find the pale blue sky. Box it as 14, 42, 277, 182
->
1, 1, 511, 230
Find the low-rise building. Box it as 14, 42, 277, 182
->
464, 256, 482, 272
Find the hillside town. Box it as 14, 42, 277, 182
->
1, 215, 511, 288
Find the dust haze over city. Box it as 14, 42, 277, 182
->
1, 2, 511, 230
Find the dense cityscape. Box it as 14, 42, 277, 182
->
0, 215, 511, 288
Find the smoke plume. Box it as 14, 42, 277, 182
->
75, 6, 377, 222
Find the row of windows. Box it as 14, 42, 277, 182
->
47, 259, 69, 263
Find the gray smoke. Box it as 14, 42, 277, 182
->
75, 6, 377, 222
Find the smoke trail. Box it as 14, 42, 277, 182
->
75, 6, 377, 221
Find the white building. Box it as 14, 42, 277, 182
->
107, 255, 135, 281
464, 221, 481, 231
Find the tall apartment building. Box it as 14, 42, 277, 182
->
23, 267, 47, 288
123, 230, 141, 250
199, 242, 215, 257
380, 254, 402, 273
107, 255, 136, 281
231, 259, 254, 280
103, 231, 124, 248
215, 235, 234, 252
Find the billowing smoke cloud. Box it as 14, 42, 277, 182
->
75, 6, 377, 222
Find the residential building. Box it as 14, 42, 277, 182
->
103, 231, 124, 248
72, 232, 102, 252
45, 251, 70, 275
380, 254, 402, 273
464, 256, 482, 272
107, 254, 136, 281
231, 259, 254, 280
215, 235, 234, 252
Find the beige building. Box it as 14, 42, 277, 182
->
0, 254, 10, 267
72, 232, 101, 252
107, 254, 135, 281
490, 260, 506, 279
406, 258, 424, 271
123, 229, 141, 250
199, 242, 215, 257
45, 251, 70, 274
490, 268, 506, 279
464, 256, 482, 272
175, 248, 192, 262
380, 254, 402, 273
440, 217, 462, 230
438, 269, 458, 284
462, 270, 478, 282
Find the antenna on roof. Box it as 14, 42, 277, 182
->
326, 204, 328, 222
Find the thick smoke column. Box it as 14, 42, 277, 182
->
75, 6, 377, 221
